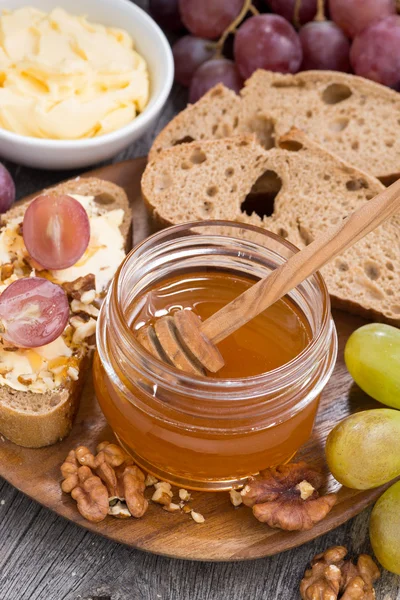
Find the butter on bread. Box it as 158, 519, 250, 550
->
0, 177, 131, 448
149, 70, 400, 183
142, 130, 400, 326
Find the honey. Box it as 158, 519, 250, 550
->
131, 271, 311, 378
94, 221, 337, 490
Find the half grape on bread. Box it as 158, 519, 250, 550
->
0, 177, 131, 448
142, 129, 399, 326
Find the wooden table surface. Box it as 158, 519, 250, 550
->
1, 3, 400, 598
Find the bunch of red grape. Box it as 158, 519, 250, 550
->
149, 0, 400, 102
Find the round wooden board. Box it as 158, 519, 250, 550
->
0, 158, 390, 562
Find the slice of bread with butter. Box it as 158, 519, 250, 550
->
0, 177, 131, 448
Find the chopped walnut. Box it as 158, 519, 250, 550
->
300, 546, 380, 600
152, 484, 173, 506
67, 366, 79, 381
179, 488, 191, 502
70, 466, 109, 523
191, 510, 205, 523
163, 503, 181, 513
80, 289, 96, 305
145, 474, 159, 487
72, 318, 97, 343
17, 374, 37, 386
61, 441, 148, 521
1, 263, 14, 281
241, 462, 337, 531
229, 489, 243, 507
71, 299, 99, 318
62, 274, 96, 300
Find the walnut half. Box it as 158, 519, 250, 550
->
241, 462, 337, 531
61, 441, 148, 522
300, 546, 380, 600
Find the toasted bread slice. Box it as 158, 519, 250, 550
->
149, 70, 400, 183
0, 177, 131, 448
142, 130, 400, 326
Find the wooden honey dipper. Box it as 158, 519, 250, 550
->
137, 179, 400, 376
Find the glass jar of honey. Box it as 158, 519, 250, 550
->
94, 222, 337, 491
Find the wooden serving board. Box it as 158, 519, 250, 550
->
0, 158, 391, 562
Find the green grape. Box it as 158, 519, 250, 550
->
345, 323, 400, 409
370, 480, 400, 575
325, 409, 400, 489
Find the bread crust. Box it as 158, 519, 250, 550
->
0, 177, 131, 448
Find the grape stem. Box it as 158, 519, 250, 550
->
293, 0, 301, 29
215, 0, 259, 56
314, 0, 326, 22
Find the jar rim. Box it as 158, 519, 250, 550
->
106, 220, 334, 396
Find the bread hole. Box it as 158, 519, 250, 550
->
201, 201, 213, 216
212, 124, 217, 134
94, 192, 114, 205
206, 186, 218, 197
230, 184, 237, 193
272, 80, 305, 89
233, 116, 239, 128
181, 161, 191, 170
222, 124, 232, 136
227, 145, 232, 150
379, 173, 400, 186
190, 148, 207, 164
357, 118, 365, 126
322, 83, 352, 105
306, 110, 312, 118
365, 193, 374, 200
240, 170, 282, 220
222, 108, 227, 115
279, 140, 303, 152
154, 172, 173, 193
329, 118, 349, 132
386, 261, 394, 271
352, 141, 359, 151
364, 262, 380, 280
173, 135, 195, 147
225, 167, 234, 177
337, 261, 349, 272
298, 224, 314, 246
238, 139, 249, 147
390, 304, 400, 314
324, 174, 331, 181
385, 139, 395, 148
346, 178, 368, 191
246, 114, 275, 150
386, 289, 394, 296
278, 227, 288, 239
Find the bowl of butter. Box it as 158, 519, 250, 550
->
0, 0, 174, 169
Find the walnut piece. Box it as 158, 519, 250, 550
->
61, 441, 148, 521
300, 546, 380, 600
241, 462, 337, 531
62, 274, 96, 300
70, 466, 109, 523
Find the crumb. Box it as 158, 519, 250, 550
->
178, 488, 191, 502
0, 499, 5, 505
191, 510, 205, 524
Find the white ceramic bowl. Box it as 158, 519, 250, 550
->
0, 0, 174, 169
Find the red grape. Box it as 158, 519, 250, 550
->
234, 15, 302, 80
330, 0, 395, 39
300, 21, 350, 71
0, 163, 15, 214
149, 0, 184, 32
179, 0, 243, 39
0, 277, 69, 348
23, 195, 90, 271
350, 16, 400, 89
173, 36, 215, 87
267, 0, 318, 26
189, 59, 243, 103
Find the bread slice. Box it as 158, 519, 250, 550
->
0, 177, 131, 448
142, 130, 400, 326
149, 70, 400, 183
